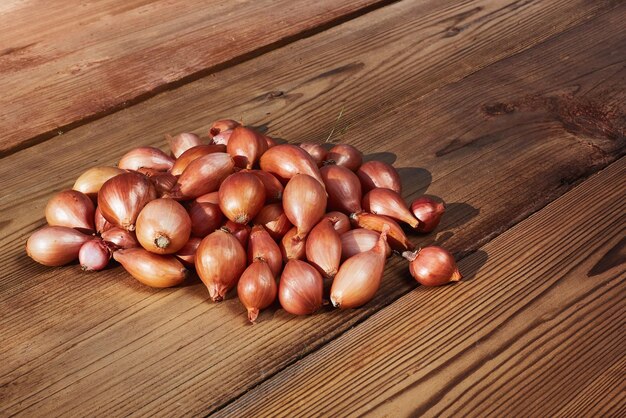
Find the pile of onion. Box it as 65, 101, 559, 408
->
26, 119, 461, 322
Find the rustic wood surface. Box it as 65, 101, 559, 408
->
0, 0, 624, 416
216, 157, 626, 418
0, 0, 390, 156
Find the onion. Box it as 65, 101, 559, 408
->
170, 152, 234, 199
245, 170, 284, 202
227, 126, 268, 169
101, 227, 139, 250
340, 228, 391, 260
209, 119, 240, 138
238, 259, 277, 322
280, 226, 306, 262
222, 220, 251, 248
171, 144, 227, 176
323, 211, 351, 234
363, 188, 419, 228
325, 144, 362, 171
167, 132, 202, 158
188, 201, 223, 238
73, 166, 125, 200
176, 237, 202, 267
279, 260, 323, 315
253, 203, 292, 241
79, 239, 111, 271
305, 218, 341, 279
118, 147, 174, 172
113, 248, 187, 288
320, 164, 362, 214
403, 246, 461, 286
350, 212, 414, 251
259, 144, 325, 187
248, 225, 283, 277
45, 190, 95, 231
195, 229, 247, 301
98, 172, 157, 231
282, 174, 327, 239
135, 198, 191, 254
300, 143, 327, 166
356, 160, 401, 194
26, 226, 92, 266
218, 172, 266, 224
410, 196, 446, 233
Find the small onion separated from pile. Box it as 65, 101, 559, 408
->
403, 246, 461, 286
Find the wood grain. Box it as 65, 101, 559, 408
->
0, 0, 392, 156
0, 0, 624, 416
215, 158, 626, 417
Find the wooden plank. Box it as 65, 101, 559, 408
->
0, 0, 392, 156
1, 0, 624, 416
214, 158, 626, 417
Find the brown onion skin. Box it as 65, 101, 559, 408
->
196, 229, 247, 301
171, 144, 227, 176
219, 172, 266, 224
45, 190, 95, 231
113, 248, 187, 288
227, 126, 268, 169
341, 228, 391, 260
248, 225, 283, 277
279, 260, 323, 315
222, 221, 251, 248
176, 237, 202, 267
79, 239, 111, 271
323, 211, 351, 234
280, 227, 306, 262
363, 188, 419, 229
171, 152, 235, 199
410, 196, 446, 233
244, 170, 284, 202
118, 147, 174, 172
196, 191, 220, 205
259, 144, 325, 188
356, 161, 402, 194
135, 198, 191, 254
95, 207, 114, 234
300, 143, 327, 167
350, 212, 415, 251
188, 201, 223, 238
238, 259, 278, 322
325, 144, 362, 171
98, 172, 157, 231
26, 226, 92, 266
167, 132, 202, 158
101, 227, 139, 250
282, 174, 327, 240
151, 172, 178, 197
253, 203, 292, 241
306, 218, 341, 279
209, 119, 240, 138
320, 164, 362, 215
404, 246, 461, 286
73, 166, 125, 201
330, 226, 389, 309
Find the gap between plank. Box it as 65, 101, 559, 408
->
0, 0, 401, 160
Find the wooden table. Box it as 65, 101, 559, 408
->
1, 0, 624, 416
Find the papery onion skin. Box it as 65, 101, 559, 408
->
356, 161, 402, 194
238, 259, 278, 322
280, 227, 306, 262
222, 220, 251, 248
325, 144, 363, 171
171, 152, 234, 199
259, 144, 325, 188
79, 239, 111, 271
330, 225, 389, 309
219, 172, 266, 224
363, 188, 419, 229
188, 201, 223, 238
300, 143, 327, 167
150, 172, 178, 197
101, 227, 139, 250
95, 207, 114, 234
306, 218, 341, 279
196, 229, 247, 302
248, 225, 283, 277
167, 132, 202, 158
113, 248, 187, 288
135, 198, 191, 254
245, 170, 284, 202
254, 203, 292, 241
340, 228, 392, 260
73, 166, 125, 201
118, 147, 174, 172
176, 237, 202, 267
171, 144, 227, 176
45, 190, 95, 231
26, 226, 92, 266
410, 196, 446, 233
98, 172, 157, 231
320, 164, 362, 215
211, 129, 233, 146
350, 212, 415, 251
210, 119, 240, 138
404, 246, 461, 286
227, 126, 268, 169
323, 211, 351, 234
282, 174, 327, 240
279, 260, 323, 315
